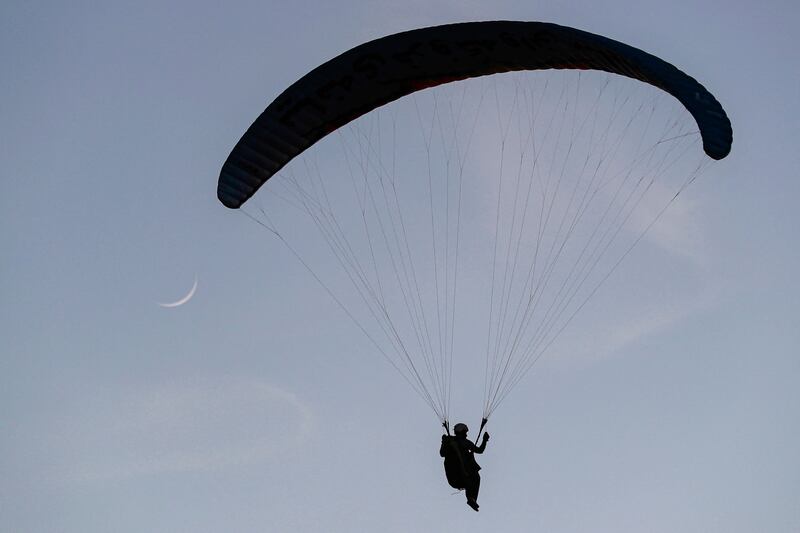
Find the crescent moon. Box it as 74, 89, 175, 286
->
158, 276, 198, 308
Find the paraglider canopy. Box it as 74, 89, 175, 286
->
219, 21, 731, 210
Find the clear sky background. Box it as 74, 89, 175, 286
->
2, 1, 798, 532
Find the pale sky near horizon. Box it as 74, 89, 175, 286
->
2, 1, 799, 532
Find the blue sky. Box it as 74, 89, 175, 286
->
2, 1, 798, 532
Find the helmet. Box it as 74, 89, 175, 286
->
453, 423, 468, 435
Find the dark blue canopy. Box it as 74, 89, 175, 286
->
219, 21, 732, 209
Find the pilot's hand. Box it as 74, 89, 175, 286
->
442, 434, 448, 442
483, 432, 490, 442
